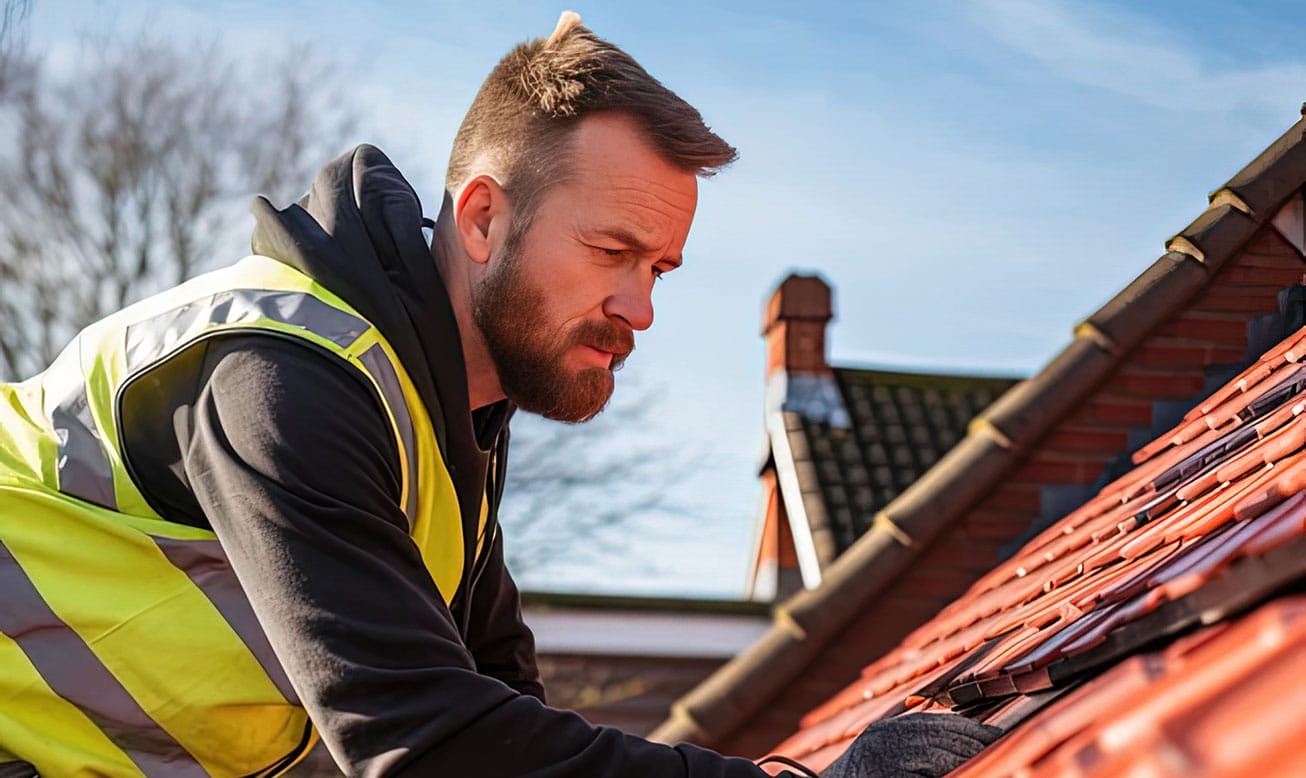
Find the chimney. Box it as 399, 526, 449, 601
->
763, 274, 833, 377
749, 274, 838, 601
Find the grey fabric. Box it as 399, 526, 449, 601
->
820, 714, 1002, 778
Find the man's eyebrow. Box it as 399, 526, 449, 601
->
594, 227, 682, 264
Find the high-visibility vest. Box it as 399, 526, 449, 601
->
0, 254, 485, 777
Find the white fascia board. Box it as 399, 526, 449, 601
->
767, 409, 822, 590
523, 608, 771, 658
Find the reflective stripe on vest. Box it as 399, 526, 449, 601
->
152, 537, 300, 704
0, 540, 207, 778
42, 342, 118, 512
0, 254, 469, 776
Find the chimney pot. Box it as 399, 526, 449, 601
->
763, 274, 834, 377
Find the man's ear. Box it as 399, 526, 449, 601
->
454, 174, 509, 265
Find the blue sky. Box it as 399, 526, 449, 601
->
26, 0, 1306, 596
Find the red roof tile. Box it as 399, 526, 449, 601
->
762, 324, 1306, 775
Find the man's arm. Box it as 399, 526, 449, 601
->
181, 336, 771, 777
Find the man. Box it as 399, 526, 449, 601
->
0, 13, 998, 777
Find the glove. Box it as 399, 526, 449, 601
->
820, 713, 1002, 778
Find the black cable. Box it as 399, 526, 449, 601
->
755, 754, 821, 777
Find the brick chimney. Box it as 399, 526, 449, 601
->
763, 274, 834, 377
750, 274, 837, 601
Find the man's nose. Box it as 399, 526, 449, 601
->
603, 278, 655, 332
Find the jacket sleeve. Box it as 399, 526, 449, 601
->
463, 528, 547, 702
182, 336, 773, 778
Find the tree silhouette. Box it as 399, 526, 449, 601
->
501, 383, 703, 582
0, 31, 353, 379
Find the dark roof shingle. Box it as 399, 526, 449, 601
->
797, 368, 1018, 554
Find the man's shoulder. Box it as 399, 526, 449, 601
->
198, 332, 382, 412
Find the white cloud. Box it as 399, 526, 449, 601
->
969, 0, 1306, 113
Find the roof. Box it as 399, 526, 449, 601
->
521, 594, 771, 737
653, 109, 1306, 753
792, 367, 1019, 555
539, 654, 731, 739
749, 285, 1021, 599
763, 322, 1306, 775
522, 594, 769, 658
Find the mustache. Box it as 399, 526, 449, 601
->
574, 320, 635, 369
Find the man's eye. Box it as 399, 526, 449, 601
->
600, 247, 625, 257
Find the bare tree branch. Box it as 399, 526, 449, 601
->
500, 383, 707, 579
0, 30, 354, 380
0, 18, 690, 584
0, 0, 31, 97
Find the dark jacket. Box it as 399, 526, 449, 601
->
118, 145, 776, 777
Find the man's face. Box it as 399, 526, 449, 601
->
472, 113, 698, 422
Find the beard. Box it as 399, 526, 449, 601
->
471, 232, 634, 423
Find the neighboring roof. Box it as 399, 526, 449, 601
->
653, 109, 1306, 753
538, 654, 730, 739
521, 594, 769, 658
751, 357, 1019, 597
803, 367, 1019, 554
763, 323, 1306, 774
522, 593, 772, 737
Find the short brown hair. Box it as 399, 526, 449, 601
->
446, 12, 737, 227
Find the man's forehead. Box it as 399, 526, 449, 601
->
572, 172, 697, 252
569, 116, 696, 188
585, 172, 697, 216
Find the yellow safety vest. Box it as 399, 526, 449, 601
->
0, 255, 485, 777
